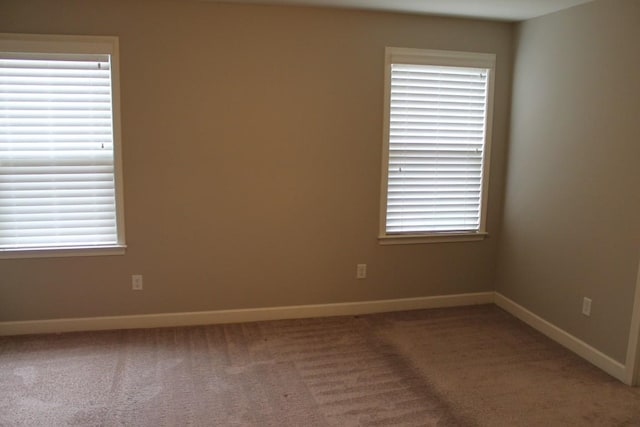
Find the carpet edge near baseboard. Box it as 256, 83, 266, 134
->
494, 292, 627, 384
2, 291, 630, 385
0, 291, 494, 336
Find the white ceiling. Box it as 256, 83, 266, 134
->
211, 0, 594, 21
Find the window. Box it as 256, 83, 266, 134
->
379, 48, 495, 244
0, 34, 125, 258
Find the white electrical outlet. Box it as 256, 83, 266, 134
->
356, 264, 367, 279
132, 274, 143, 291
582, 297, 592, 316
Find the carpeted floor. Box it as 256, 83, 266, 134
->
1, 304, 640, 426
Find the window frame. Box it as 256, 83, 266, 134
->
378, 47, 496, 245
0, 33, 126, 259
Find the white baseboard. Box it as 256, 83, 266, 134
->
0, 291, 494, 336
494, 292, 627, 383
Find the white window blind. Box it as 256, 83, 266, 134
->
0, 35, 125, 254
381, 48, 495, 240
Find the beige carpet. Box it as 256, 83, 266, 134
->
1, 305, 639, 426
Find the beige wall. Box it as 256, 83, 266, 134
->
0, 0, 513, 321
497, 0, 640, 363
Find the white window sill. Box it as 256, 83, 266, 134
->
378, 232, 488, 245
0, 245, 127, 260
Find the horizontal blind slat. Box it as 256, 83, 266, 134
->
1, 221, 116, 232
0, 203, 114, 213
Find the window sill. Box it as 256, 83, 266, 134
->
0, 245, 127, 260
378, 232, 488, 245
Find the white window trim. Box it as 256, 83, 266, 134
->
378, 47, 496, 244
0, 245, 126, 260
0, 33, 126, 259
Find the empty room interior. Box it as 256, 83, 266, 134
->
1, 0, 640, 425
